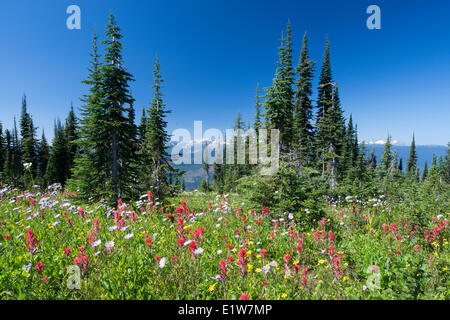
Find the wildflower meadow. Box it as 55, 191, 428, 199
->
0, 186, 448, 300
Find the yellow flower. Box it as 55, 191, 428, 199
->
248, 264, 253, 271
317, 259, 325, 266
256, 254, 262, 259
246, 250, 252, 256
281, 293, 287, 299
443, 267, 448, 272
342, 276, 348, 282
208, 283, 217, 292
433, 252, 438, 256
256, 268, 262, 273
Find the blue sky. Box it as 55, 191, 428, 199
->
0, 0, 449, 145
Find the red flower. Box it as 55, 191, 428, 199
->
42, 275, 48, 282
260, 249, 267, 258
24, 229, 38, 252
63, 247, 71, 256
218, 259, 228, 281
35, 261, 45, 274
146, 237, 153, 249
240, 293, 249, 300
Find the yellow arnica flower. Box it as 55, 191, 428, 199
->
281, 293, 287, 298
443, 267, 448, 272
246, 250, 252, 256
317, 259, 325, 265
208, 283, 217, 292
255, 268, 262, 273
248, 264, 253, 270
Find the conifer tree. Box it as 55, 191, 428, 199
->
140, 56, 173, 201
37, 130, 49, 185
20, 95, 37, 177
407, 134, 418, 174
138, 108, 147, 145
370, 147, 377, 169
315, 38, 333, 167
421, 161, 428, 182
293, 32, 315, 166
444, 142, 450, 184
10, 118, 22, 184
64, 103, 78, 174
314, 38, 345, 179
0, 123, 4, 176
380, 135, 393, 174
100, 13, 136, 202
69, 30, 108, 199
2, 129, 13, 181
253, 83, 263, 135
46, 120, 69, 186
398, 158, 403, 172
265, 21, 295, 151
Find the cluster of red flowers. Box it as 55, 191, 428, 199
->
24, 229, 38, 252
218, 259, 228, 281
73, 246, 90, 271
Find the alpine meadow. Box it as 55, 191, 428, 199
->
0, 1, 449, 302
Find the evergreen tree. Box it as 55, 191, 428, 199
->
314, 38, 345, 180
407, 134, 418, 174
140, 56, 173, 201
398, 158, 403, 172
293, 32, 315, 166
138, 108, 147, 145
100, 13, 137, 202
37, 130, 50, 185
315, 38, 333, 169
0, 123, 4, 177
64, 103, 78, 176
444, 142, 450, 184
421, 161, 428, 182
265, 21, 295, 151
380, 135, 393, 174
2, 129, 12, 181
370, 147, 377, 169
253, 83, 263, 135
46, 120, 69, 186
11, 118, 22, 183
20, 94, 37, 176
69, 30, 108, 199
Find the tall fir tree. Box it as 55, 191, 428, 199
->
421, 160, 428, 182
69, 30, 108, 199
380, 135, 393, 175
45, 120, 69, 186
293, 32, 315, 166
265, 21, 295, 151
100, 13, 137, 202
20, 94, 37, 177
64, 103, 78, 176
0, 123, 4, 177
37, 130, 50, 185
140, 56, 173, 201
314, 38, 345, 179
406, 134, 418, 175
